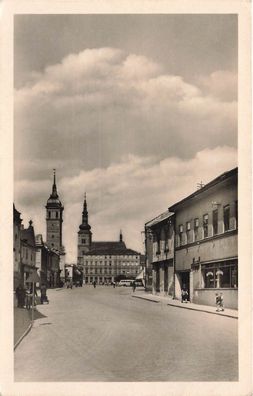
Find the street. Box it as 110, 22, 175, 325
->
14, 286, 238, 382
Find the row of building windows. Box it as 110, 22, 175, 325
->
81, 253, 139, 260
84, 269, 139, 275
178, 202, 237, 246
83, 261, 139, 266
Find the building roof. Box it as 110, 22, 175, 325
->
85, 241, 140, 256
145, 210, 174, 228
21, 221, 35, 247
169, 167, 238, 212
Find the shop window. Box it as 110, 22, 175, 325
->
223, 205, 230, 231
194, 218, 199, 241
179, 224, 183, 246
202, 261, 237, 288
203, 214, 208, 238
212, 209, 218, 235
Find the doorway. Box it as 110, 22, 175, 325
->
180, 271, 190, 301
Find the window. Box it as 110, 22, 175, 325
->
186, 221, 191, 244
82, 251, 85, 255
203, 214, 208, 238
56, 212, 58, 219
194, 218, 199, 241
179, 225, 183, 246
82, 238, 86, 244
223, 205, 230, 231
202, 261, 237, 288
212, 209, 218, 235
52, 234, 54, 239
48, 211, 51, 219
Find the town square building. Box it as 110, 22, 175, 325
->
77, 195, 141, 284
145, 211, 174, 296
169, 167, 238, 309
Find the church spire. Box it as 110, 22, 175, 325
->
51, 169, 58, 198
79, 192, 91, 231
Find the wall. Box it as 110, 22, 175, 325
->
192, 288, 238, 309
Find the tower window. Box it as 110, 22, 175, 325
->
52, 235, 54, 239
56, 212, 59, 219
48, 211, 51, 219
82, 238, 86, 244
52, 243, 54, 247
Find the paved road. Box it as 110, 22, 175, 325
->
15, 286, 238, 382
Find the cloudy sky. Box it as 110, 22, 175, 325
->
14, 14, 238, 261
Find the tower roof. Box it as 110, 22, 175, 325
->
46, 169, 63, 208
79, 192, 91, 231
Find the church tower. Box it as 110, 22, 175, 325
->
46, 169, 64, 251
77, 193, 92, 264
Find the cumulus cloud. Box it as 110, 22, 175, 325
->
14, 47, 237, 182
15, 146, 237, 261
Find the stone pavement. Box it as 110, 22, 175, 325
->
132, 289, 238, 319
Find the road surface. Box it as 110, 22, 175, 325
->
15, 286, 238, 381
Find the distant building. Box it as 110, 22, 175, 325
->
45, 169, 65, 280
20, 220, 37, 285
36, 234, 60, 288
77, 195, 141, 284
145, 211, 174, 296
13, 204, 22, 289
169, 167, 238, 309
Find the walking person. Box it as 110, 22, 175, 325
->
40, 283, 48, 304
216, 292, 224, 312
15, 283, 25, 308
132, 280, 136, 293
93, 280, 96, 288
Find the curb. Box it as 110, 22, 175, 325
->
132, 295, 160, 303
167, 302, 238, 319
14, 323, 32, 351
132, 294, 238, 319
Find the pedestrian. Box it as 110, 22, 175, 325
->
132, 280, 136, 292
93, 280, 96, 288
181, 285, 188, 303
40, 283, 48, 304
15, 283, 25, 308
113, 281, 116, 288
216, 292, 224, 312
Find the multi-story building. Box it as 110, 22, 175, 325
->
45, 169, 65, 280
77, 195, 141, 284
13, 204, 22, 288
145, 211, 174, 296
20, 220, 37, 284
36, 234, 61, 288
169, 167, 238, 309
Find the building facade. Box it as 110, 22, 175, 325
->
36, 234, 61, 288
45, 169, 65, 280
145, 211, 174, 296
13, 205, 22, 289
20, 220, 37, 285
77, 195, 141, 284
169, 167, 238, 309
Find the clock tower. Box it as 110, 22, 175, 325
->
46, 169, 64, 250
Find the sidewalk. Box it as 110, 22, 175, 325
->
14, 298, 48, 350
132, 290, 238, 319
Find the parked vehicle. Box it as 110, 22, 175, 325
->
118, 279, 135, 287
